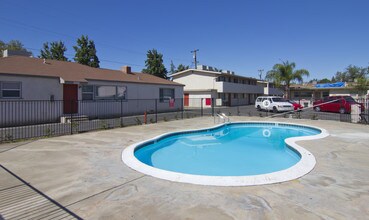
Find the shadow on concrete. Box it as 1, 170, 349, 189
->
0, 165, 82, 220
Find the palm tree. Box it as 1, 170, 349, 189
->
266, 61, 309, 98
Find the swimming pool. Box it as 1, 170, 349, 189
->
122, 122, 329, 186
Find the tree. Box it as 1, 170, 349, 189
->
0, 39, 32, 57
0, 40, 6, 55
40, 41, 68, 61
73, 35, 100, 68
142, 49, 167, 79
318, 78, 331, 83
354, 77, 369, 96
332, 65, 368, 82
309, 78, 331, 84
266, 60, 309, 98
176, 64, 189, 73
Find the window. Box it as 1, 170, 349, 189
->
82, 85, 94, 100
116, 86, 127, 99
233, 93, 238, 98
322, 91, 329, 97
217, 76, 225, 82
1, 82, 21, 98
82, 85, 127, 100
218, 93, 226, 100
95, 86, 116, 99
160, 88, 175, 102
294, 91, 312, 98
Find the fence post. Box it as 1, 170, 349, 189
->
155, 99, 158, 123
181, 98, 184, 119
120, 99, 123, 127
211, 98, 214, 116
201, 98, 203, 116
70, 99, 73, 135
237, 97, 240, 116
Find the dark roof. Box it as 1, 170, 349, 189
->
0, 56, 183, 86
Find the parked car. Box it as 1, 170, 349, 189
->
255, 96, 294, 113
287, 100, 304, 111
313, 96, 365, 114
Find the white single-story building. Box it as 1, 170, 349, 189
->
171, 65, 283, 107
0, 54, 184, 126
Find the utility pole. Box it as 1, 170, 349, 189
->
191, 49, 199, 69
258, 69, 264, 80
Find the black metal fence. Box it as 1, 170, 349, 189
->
0, 98, 368, 143
0, 98, 213, 142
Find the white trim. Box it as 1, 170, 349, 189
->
122, 121, 329, 186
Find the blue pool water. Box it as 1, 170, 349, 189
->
134, 123, 320, 176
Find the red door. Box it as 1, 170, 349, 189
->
184, 93, 189, 106
63, 84, 78, 114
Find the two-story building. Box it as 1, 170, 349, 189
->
171, 65, 283, 107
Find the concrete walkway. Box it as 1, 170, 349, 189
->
0, 117, 368, 219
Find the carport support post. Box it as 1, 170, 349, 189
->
201, 98, 204, 116
155, 99, 158, 123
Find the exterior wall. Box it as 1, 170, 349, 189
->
215, 81, 262, 94
0, 74, 64, 126
79, 80, 184, 117
172, 72, 216, 91
0, 74, 63, 100
186, 91, 217, 108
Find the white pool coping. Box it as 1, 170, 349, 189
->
122, 121, 329, 186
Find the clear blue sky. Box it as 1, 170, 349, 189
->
1, 0, 368, 80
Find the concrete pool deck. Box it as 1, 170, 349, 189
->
1, 117, 369, 219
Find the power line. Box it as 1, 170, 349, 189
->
23, 47, 145, 68
0, 16, 191, 64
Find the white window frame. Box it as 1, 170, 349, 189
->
0, 81, 22, 99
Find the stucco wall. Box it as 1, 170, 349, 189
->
187, 91, 216, 108
0, 74, 63, 100
173, 72, 216, 91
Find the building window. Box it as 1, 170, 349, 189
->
82, 85, 94, 100
294, 91, 313, 98
82, 85, 127, 100
160, 88, 175, 102
0, 82, 21, 98
234, 78, 238, 83
116, 86, 127, 99
322, 91, 329, 97
233, 93, 238, 99
217, 76, 225, 82
95, 85, 116, 99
